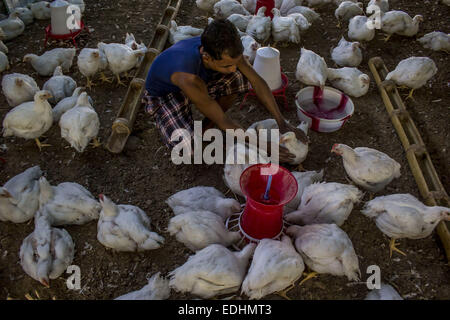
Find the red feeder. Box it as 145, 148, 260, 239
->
239, 163, 298, 240
44, 21, 88, 48
255, 0, 275, 18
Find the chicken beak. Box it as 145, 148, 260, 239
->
40, 278, 50, 288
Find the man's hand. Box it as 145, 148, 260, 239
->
279, 121, 310, 145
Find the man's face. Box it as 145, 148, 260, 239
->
202, 49, 242, 74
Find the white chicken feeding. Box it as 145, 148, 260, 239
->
167, 210, 241, 251
115, 272, 171, 300
271, 8, 301, 45
77, 48, 109, 89
42, 66, 77, 105
362, 193, 450, 257
59, 92, 100, 152
287, 6, 321, 24
38, 177, 101, 226
0, 51, 9, 73
23, 47, 76, 76
331, 143, 401, 193
0, 12, 25, 40
327, 67, 370, 97
20, 210, 74, 287
0, 166, 42, 223
169, 21, 204, 45
29, 1, 51, 20
2, 90, 53, 151
365, 283, 403, 300
169, 243, 255, 298
241, 35, 261, 64
241, 236, 305, 300
348, 15, 375, 42
245, 7, 271, 44
385, 56, 437, 100
335, 1, 364, 28
285, 182, 363, 226
227, 13, 252, 33
295, 48, 328, 88
287, 223, 361, 283
97, 194, 165, 252
418, 32, 450, 53
166, 186, 241, 220
284, 169, 324, 214
13, 7, 34, 26
2, 73, 39, 107
52, 87, 93, 123
380, 11, 423, 42
331, 37, 362, 67
213, 0, 250, 19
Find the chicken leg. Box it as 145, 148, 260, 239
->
298, 271, 318, 286
276, 282, 296, 300
85, 76, 95, 89
405, 89, 415, 100
99, 72, 112, 83
35, 138, 51, 151
115, 74, 127, 87
382, 33, 392, 42
389, 238, 406, 258
90, 137, 102, 148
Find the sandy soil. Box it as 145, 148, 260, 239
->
0, 0, 449, 300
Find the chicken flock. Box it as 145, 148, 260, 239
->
0, 0, 449, 301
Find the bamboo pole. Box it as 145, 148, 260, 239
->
368, 57, 450, 262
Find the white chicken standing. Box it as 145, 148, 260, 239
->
327, 67, 370, 97
0, 166, 42, 223
2, 73, 39, 108
42, 66, 77, 105
0, 12, 25, 40
335, 1, 364, 27
287, 223, 361, 283
284, 169, 324, 214
241, 35, 260, 64
287, 13, 311, 33
23, 48, 76, 76
418, 32, 450, 53
348, 15, 375, 42
241, 236, 305, 300
59, 92, 100, 152
331, 143, 401, 193
13, 7, 34, 26
2, 90, 53, 151
331, 37, 362, 67
365, 283, 403, 300
295, 48, 328, 88
246, 7, 271, 44
213, 0, 250, 19
20, 210, 75, 287
385, 56, 437, 99
77, 48, 108, 89
380, 11, 423, 42
285, 182, 363, 226
168, 21, 204, 45
362, 193, 450, 257
124, 33, 148, 68
166, 186, 241, 220
52, 87, 93, 123
167, 210, 241, 251
29, 1, 51, 20
287, 6, 321, 23
38, 177, 101, 226
169, 243, 255, 298
115, 272, 171, 300
271, 8, 301, 45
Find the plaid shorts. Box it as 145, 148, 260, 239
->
142, 70, 250, 149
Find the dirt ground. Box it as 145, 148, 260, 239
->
0, 0, 449, 300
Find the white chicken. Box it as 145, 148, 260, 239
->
168, 21, 204, 45
13, 7, 34, 25
380, 11, 423, 42
295, 48, 328, 88
59, 92, 100, 152
245, 7, 272, 43
166, 186, 241, 220
348, 15, 375, 41
327, 67, 370, 97
124, 33, 148, 69
167, 210, 241, 251
0, 51, 9, 72
385, 56, 437, 99
284, 169, 324, 214
42, 66, 77, 105
19, 210, 75, 287
196, 0, 221, 15
2, 90, 53, 151
97, 194, 165, 252
362, 193, 450, 257
287, 6, 320, 23
335, 1, 363, 27
365, 283, 403, 300
0, 166, 42, 223
241, 35, 260, 64
38, 177, 101, 226
271, 8, 301, 45
285, 182, 363, 226
241, 236, 305, 300
77, 48, 108, 89
2, 73, 39, 107
52, 87, 93, 123
0, 27, 8, 54
0, 12, 25, 40
331, 37, 362, 67
287, 13, 311, 32
418, 32, 450, 53
227, 13, 251, 33
367, 0, 389, 13
115, 272, 171, 300
287, 223, 361, 282
97, 42, 147, 86
242, 0, 257, 13
331, 143, 401, 193
23, 48, 76, 76
169, 243, 255, 298
213, 0, 250, 19
29, 1, 51, 20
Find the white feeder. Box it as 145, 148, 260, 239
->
50, 0, 71, 35
252, 46, 282, 91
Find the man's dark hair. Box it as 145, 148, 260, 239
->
201, 19, 243, 61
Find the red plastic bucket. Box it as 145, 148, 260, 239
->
239, 163, 298, 240
255, 0, 275, 18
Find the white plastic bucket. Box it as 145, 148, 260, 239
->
252, 47, 282, 91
